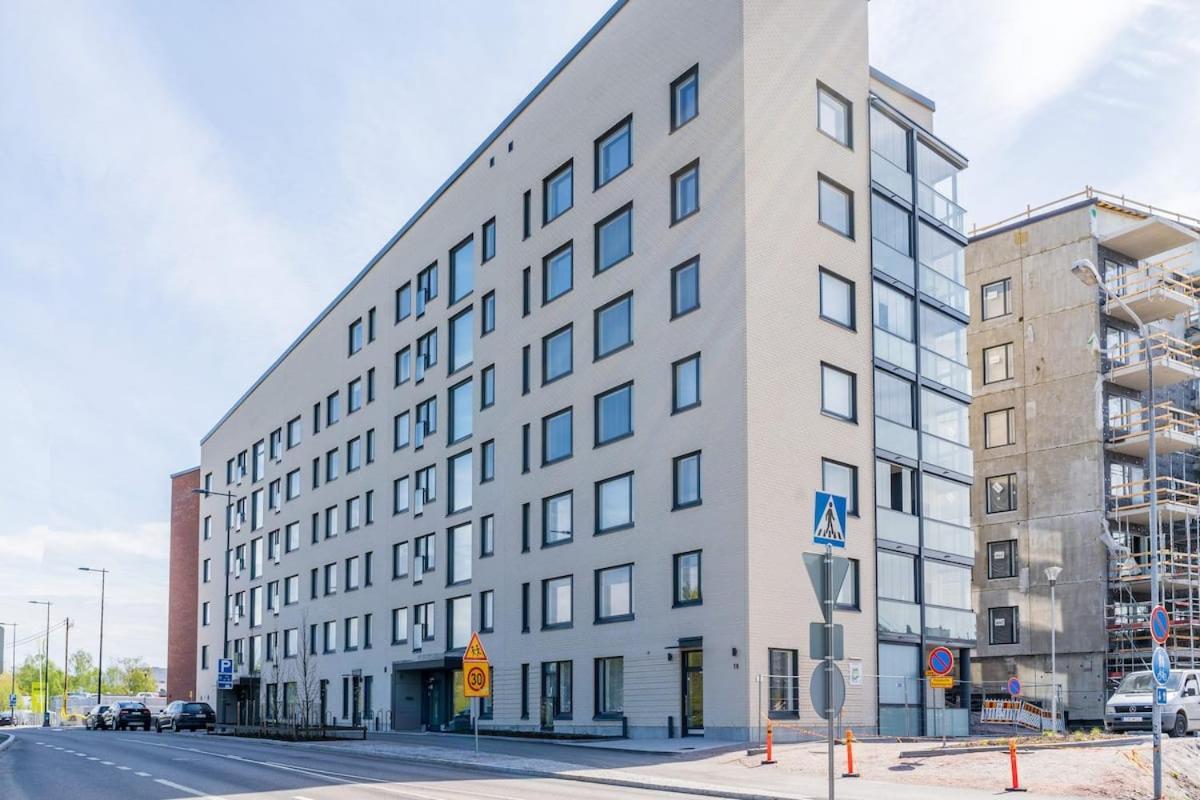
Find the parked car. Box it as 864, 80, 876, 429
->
154, 701, 215, 733
1105, 669, 1200, 737
84, 705, 110, 730
0, 711, 13, 727
102, 701, 152, 731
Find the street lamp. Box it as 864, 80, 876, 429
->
0, 622, 15, 716
192, 487, 241, 725
1072, 257, 1162, 797
79, 567, 109, 705
28, 601, 51, 727
1044, 566, 1063, 732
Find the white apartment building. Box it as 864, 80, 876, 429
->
194, 0, 971, 739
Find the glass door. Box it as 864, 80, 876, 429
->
681, 649, 704, 735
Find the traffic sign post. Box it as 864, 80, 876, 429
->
1007, 677, 1022, 697
810, 491, 848, 800
1150, 605, 1170, 645
1152, 647, 1170, 687
928, 647, 954, 677
217, 658, 234, 691
813, 492, 847, 549
462, 632, 490, 754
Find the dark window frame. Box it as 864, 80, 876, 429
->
672, 352, 702, 414
670, 64, 699, 132
672, 550, 702, 607
989, 605, 1019, 645
986, 473, 1018, 514
816, 81, 853, 148
541, 574, 574, 631
593, 114, 633, 190
820, 362, 858, 423
821, 457, 860, 516
541, 323, 574, 386
594, 471, 634, 535
818, 267, 856, 331
448, 234, 475, 306
981, 277, 1013, 321
594, 381, 634, 447
542, 240, 574, 305
983, 342, 1015, 385
593, 202, 634, 274
672, 450, 702, 510
670, 256, 701, 319
987, 539, 1018, 579
541, 406, 574, 466
593, 563, 635, 625
670, 158, 700, 225
542, 159, 574, 226
817, 173, 855, 240
983, 407, 1016, 449
594, 291, 634, 360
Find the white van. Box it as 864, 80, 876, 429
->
1105, 670, 1200, 737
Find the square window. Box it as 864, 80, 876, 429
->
481, 218, 496, 263
595, 204, 633, 273
671, 257, 700, 318
542, 407, 573, 465
821, 363, 857, 421
595, 472, 634, 533
984, 408, 1015, 448
542, 575, 573, 629
983, 342, 1015, 384
594, 293, 633, 359
543, 161, 573, 224
982, 278, 1012, 320
449, 236, 475, 304
986, 473, 1018, 514
543, 491, 573, 546
595, 564, 633, 623
670, 65, 698, 131
672, 353, 701, 413
989, 606, 1019, 645
673, 451, 701, 509
819, 268, 854, 329
671, 160, 699, 223
543, 242, 573, 304
988, 539, 1018, 579
542, 324, 573, 384
449, 308, 474, 373
595, 117, 632, 188
817, 84, 851, 146
595, 382, 633, 445
818, 175, 853, 238
821, 458, 859, 515
673, 550, 701, 606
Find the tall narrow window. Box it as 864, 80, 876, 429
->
522, 190, 531, 240
595, 657, 624, 718
449, 236, 474, 304
818, 175, 853, 238
671, 257, 700, 318
595, 383, 633, 445
673, 550, 702, 606
673, 451, 701, 509
481, 218, 496, 263
448, 522, 472, 585
671, 65, 699, 130
396, 282, 412, 323
671, 160, 700, 223
543, 325, 573, 384
448, 379, 473, 444
595, 117, 632, 188
449, 308, 474, 374
481, 291, 496, 336
348, 318, 364, 355
543, 491, 573, 546
448, 451, 473, 514
543, 161, 573, 224
480, 365, 495, 409
543, 242, 573, 304
672, 353, 701, 413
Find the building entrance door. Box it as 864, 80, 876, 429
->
422, 671, 447, 731
681, 649, 704, 736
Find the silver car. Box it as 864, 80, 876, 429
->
1105, 670, 1200, 737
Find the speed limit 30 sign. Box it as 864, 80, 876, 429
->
463, 631, 491, 698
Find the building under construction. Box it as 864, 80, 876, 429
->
966, 188, 1200, 723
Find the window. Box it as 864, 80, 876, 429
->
368, 307, 376, 342
449, 308, 474, 373
285, 523, 299, 553
346, 496, 361, 530
982, 278, 1012, 320
415, 396, 437, 448
391, 607, 409, 644
818, 175, 853, 238
269, 428, 282, 461
325, 505, 339, 537
480, 440, 495, 483
984, 408, 1016, 448
202, 516, 211, 541
543, 407, 573, 465
201, 645, 209, 670
521, 583, 531, 632
286, 469, 300, 501
345, 556, 360, 590
252, 440, 265, 482
323, 562, 338, 595
542, 325, 573, 384
671, 160, 699, 223
447, 596, 472, 650
986, 473, 1018, 513
594, 293, 632, 359
543, 242, 573, 304
671, 257, 700, 318
522, 345, 531, 395
983, 343, 1015, 384
819, 268, 854, 329
595, 382, 633, 445
366, 429, 376, 464
395, 346, 412, 386
542, 575, 573, 629
480, 515, 494, 556
595, 564, 633, 623
595, 117, 632, 188
349, 317, 364, 355
674, 550, 702, 606
543, 491, 573, 546
480, 590, 495, 633
817, 83, 851, 146
480, 365, 495, 409
596, 472, 633, 533
595, 204, 633, 272
391, 541, 411, 580
836, 558, 860, 610
287, 416, 301, 449
449, 236, 474, 304
396, 282, 412, 323
542, 659, 573, 720
522, 267, 531, 316
595, 657, 624, 718
284, 573, 299, 604
448, 450, 473, 513
347, 437, 362, 472
448, 379, 473, 444
481, 219, 496, 263
202, 601, 211, 626
268, 479, 281, 510
393, 411, 410, 451
415, 602, 435, 641
449, 522, 472, 585
988, 540, 1018, 579
543, 161, 573, 224
414, 532, 435, 576
481, 291, 495, 336
325, 448, 339, 482
821, 458, 859, 515
673, 451, 701, 509
821, 364, 857, 421
522, 190, 531, 240
768, 649, 799, 716
348, 378, 363, 413
672, 353, 701, 413
989, 606, 1019, 645
670, 65, 698, 130
416, 329, 437, 381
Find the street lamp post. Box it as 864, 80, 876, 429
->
1072, 258, 1162, 798
28, 601, 52, 727
193, 487, 240, 725
1045, 565, 1063, 732
79, 567, 109, 705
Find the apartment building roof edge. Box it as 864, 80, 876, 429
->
968, 198, 1098, 243
200, 0, 630, 447
170, 465, 201, 479
869, 66, 935, 112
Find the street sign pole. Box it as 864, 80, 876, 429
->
824, 542, 835, 800
474, 697, 479, 754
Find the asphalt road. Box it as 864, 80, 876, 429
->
0, 726, 711, 800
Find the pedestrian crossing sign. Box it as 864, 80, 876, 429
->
813, 491, 847, 548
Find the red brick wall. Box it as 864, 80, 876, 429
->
167, 467, 200, 701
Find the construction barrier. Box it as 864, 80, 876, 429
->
980, 698, 1053, 731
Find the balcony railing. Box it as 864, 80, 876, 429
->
1103, 256, 1198, 324
1108, 402, 1200, 456
1109, 475, 1200, 521
917, 182, 965, 233
1108, 332, 1200, 390
920, 263, 969, 316
872, 238, 915, 286
924, 605, 976, 643
920, 348, 970, 395
876, 506, 919, 547
871, 151, 912, 203
876, 417, 919, 460
874, 328, 916, 373
878, 599, 920, 637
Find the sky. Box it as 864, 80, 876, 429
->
0, 0, 1196, 668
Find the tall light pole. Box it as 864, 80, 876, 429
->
79, 567, 109, 705
29, 601, 52, 727
0, 622, 15, 715
193, 487, 240, 725
1072, 258, 1161, 798
1045, 565, 1062, 732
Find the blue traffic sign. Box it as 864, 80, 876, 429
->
813, 492, 847, 548
1007, 676, 1022, 697
1150, 605, 1170, 645
217, 658, 233, 675
928, 646, 954, 676
8, 693, 14, 708
217, 675, 233, 690
1152, 646, 1171, 687
1157, 687, 1167, 705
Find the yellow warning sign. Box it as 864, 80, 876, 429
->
463, 631, 489, 664
464, 662, 490, 698
930, 676, 955, 689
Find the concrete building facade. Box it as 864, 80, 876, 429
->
967, 190, 1200, 723
193, 0, 970, 738
168, 466, 201, 702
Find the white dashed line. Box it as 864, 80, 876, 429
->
101, 760, 114, 765
135, 771, 152, 777
88, 756, 99, 761
116, 765, 131, 770
293, 796, 317, 800
154, 778, 228, 799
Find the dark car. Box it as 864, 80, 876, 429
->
154, 701, 215, 733
0, 711, 13, 727
102, 701, 152, 731
84, 705, 110, 730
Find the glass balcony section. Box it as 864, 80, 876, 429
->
875, 328, 916, 372
872, 194, 915, 286
920, 264, 969, 315
876, 506, 919, 547
871, 151, 912, 203
924, 605, 976, 643
919, 222, 968, 314
922, 433, 973, 476
876, 417, 918, 460
920, 348, 970, 395
878, 599, 921, 637
916, 141, 965, 233
873, 240, 916, 285
919, 305, 970, 393
923, 518, 973, 557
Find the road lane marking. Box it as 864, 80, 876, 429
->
136, 771, 152, 776
293, 796, 317, 800
117, 765, 131, 770
154, 778, 228, 799
88, 756, 99, 760
102, 760, 114, 765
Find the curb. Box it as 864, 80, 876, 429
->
0, 733, 13, 752
899, 736, 1139, 759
